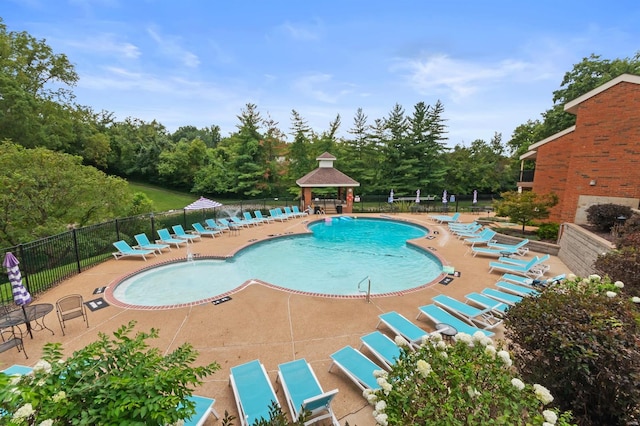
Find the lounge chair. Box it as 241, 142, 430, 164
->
172, 225, 202, 243
487, 239, 530, 256
292, 206, 308, 217
219, 218, 243, 230
377, 311, 430, 349
269, 208, 288, 222
191, 222, 221, 238
328, 346, 382, 392
470, 246, 521, 258
230, 216, 252, 228
448, 221, 478, 230
1, 364, 33, 375
157, 228, 188, 248
277, 359, 339, 426
495, 281, 540, 297
488, 257, 544, 279
112, 240, 155, 261
243, 211, 263, 225
416, 304, 494, 337
254, 210, 274, 223
450, 223, 482, 236
229, 359, 280, 426
500, 273, 534, 286
463, 229, 497, 247
134, 233, 171, 254
432, 212, 461, 224
432, 294, 503, 329
205, 218, 229, 232
284, 206, 300, 218
465, 292, 510, 317
360, 331, 402, 369
497, 254, 550, 273
183, 395, 220, 426
481, 288, 523, 306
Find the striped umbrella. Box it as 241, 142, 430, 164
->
3, 252, 33, 337
184, 196, 223, 210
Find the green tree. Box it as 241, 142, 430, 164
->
229, 103, 267, 197
494, 190, 559, 233
0, 321, 220, 425
285, 109, 314, 194
0, 141, 132, 246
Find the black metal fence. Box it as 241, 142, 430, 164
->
1, 194, 497, 304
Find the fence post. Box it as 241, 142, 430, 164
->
115, 218, 121, 241
72, 229, 82, 274
150, 213, 156, 240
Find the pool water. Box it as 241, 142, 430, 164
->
113, 217, 442, 306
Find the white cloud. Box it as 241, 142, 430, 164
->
279, 20, 322, 41
64, 33, 141, 60
291, 73, 355, 104
146, 26, 200, 68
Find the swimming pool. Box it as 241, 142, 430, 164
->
112, 217, 442, 307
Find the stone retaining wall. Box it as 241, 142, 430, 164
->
557, 223, 615, 277
491, 233, 560, 256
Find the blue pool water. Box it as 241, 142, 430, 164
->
113, 217, 442, 306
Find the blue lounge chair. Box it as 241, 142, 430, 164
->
243, 211, 263, 225
1, 364, 33, 375
191, 222, 221, 238
497, 254, 551, 273
270, 208, 288, 222
328, 346, 382, 392
488, 257, 543, 279
471, 245, 527, 258
112, 240, 155, 261
277, 207, 296, 220
377, 311, 430, 348
205, 218, 229, 232
463, 229, 497, 247
218, 218, 243, 230
254, 210, 274, 223
134, 233, 171, 254
465, 292, 510, 317
500, 273, 534, 286
229, 359, 280, 426
277, 359, 339, 426
172, 225, 202, 243
416, 304, 494, 337
487, 239, 530, 256
495, 281, 540, 297
157, 228, 188, 248
292, 206, 308, 217
432, 294, 503, 329
432, 212, 461, 224
360, 331, 402, 369
482, 288, 523, 306
183, 395, 220, 426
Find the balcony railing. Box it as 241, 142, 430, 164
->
518, 169, 535, 182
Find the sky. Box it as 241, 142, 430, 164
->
3, 0, 640, 146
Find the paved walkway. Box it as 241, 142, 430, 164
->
0, 213, 572, 425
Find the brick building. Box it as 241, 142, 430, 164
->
518, 73, 640, 224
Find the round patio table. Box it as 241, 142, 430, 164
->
435, 323, 457, 342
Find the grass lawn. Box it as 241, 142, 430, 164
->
128, 182, 199, 212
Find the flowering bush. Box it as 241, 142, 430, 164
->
505, 274, 640, 425
365, 332, 573, 425
0, 321, 219, 425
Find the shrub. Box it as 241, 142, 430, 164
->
505, 275, 640, 425
585, 203, 633, 232
366, 333, 573, 425
0, 321, 220, 425
594, 247, 640, 296
536, 222, 560, 241
615, 213, 640, 248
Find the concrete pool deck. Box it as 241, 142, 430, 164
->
0, 213, 572, 425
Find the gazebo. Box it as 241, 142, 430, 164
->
296, 152, 360, 214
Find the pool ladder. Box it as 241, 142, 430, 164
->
357, 276, 371, 303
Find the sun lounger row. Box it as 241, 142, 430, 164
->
230, 358, 339, 426
430, 212, 461, 223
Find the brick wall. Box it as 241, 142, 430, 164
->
532, 81, 640, 222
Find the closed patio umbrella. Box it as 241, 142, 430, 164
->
416, 189, 421, 204
3, 252, 33, 338
472, 189, 478, 205
388, 189, 394, 204
442, 189, 448, 204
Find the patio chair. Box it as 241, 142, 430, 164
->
292, 206, 308, 217
112, 240, 155, 261
172, 225, 202, 243
432, 212, 461, 224
463, 229, 497, 247
481, 288, 523, 306
269, 208, 288, 222
205, 218, 229, 232
500, 273, 534, 286
157, 228, 188, 248
487, 239, 530, 256
243, 211, 263, 225
56, 294, 89, 336
432, 294, 503, 329
496, 254, 551, 273
229, 359, 280, 426
465, 292, 510, 317
377, 311, 430, 349
191, 222, 222, 238
359, 331, 403, 370
448, 221, 478, 230
134, 233, 171, 253
488, 257, 544, 279
218, 218, 243, 230
183, 395, 220, 426
416, 304, 494, 337
495, 281, 541, 297
254, 210, 274, 223
328, 346, 382, 392
470, 246, 521, 258
284, 206, 303, 218
277, 359, 339, 426
1, 364, 33, 375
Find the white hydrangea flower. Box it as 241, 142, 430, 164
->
394, 335, 409, 347
9, 376, 21, 386
466, 386, 481, 398
373, 370, 388, 379
606, 291, 617, 298
543, 409, 558, 424
429, 332, 442, 342
497, 350, 512, 367
456, 332, 473, 346
439, 351, 448, 359
375, 400, 387, 412
632, 296, 640, 304
589, 274, 601, 282
543, 423, 554, 426
614, 281, 624, 288
13, 403, 34, 420
33, 360, 52, 374
511, 378, 525, 390
567, 273, 576, 281
436, 340, 447, 350
416, 359, 432, 378
533, 384, 554, 404
472, 331, 486, 342
381, 381, 392, 395
52, 390, 67, 403
375, 413, 388, 426
363, 389, 378, 405
485, 345, 497, 357
38, 420, 54, 426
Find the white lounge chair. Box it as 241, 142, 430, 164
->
377, 311, 430, 349
328, 346, 382, 392
112, 240, 155, 261
134, 233, 171, 253
432, 294, 503, 329
360, 331, 403, 369
229, 359, 280, 426
416, 304, 494, 337
482, 288, 523, 306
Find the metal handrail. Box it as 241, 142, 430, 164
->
357, 276, 371, 303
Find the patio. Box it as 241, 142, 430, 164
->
0, 213, 572, 425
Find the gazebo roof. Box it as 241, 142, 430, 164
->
296, 152, 360, 188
